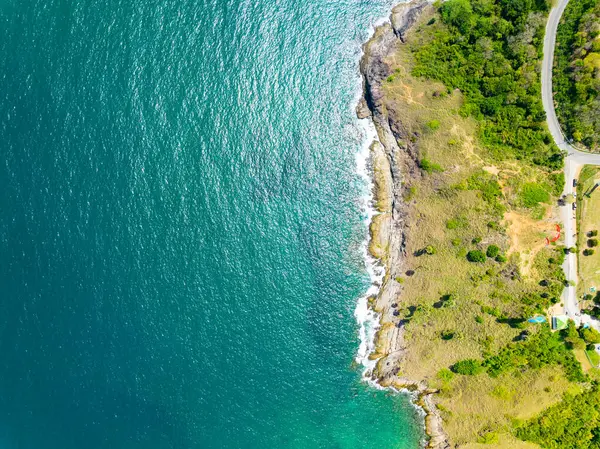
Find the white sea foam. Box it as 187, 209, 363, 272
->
351, 9, 431, 446
350, 9, 393, 377
351, 14, 392, 379
353, 115, 386, 377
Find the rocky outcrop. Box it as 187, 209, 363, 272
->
358, 2, 450, 449
391, 1, 430, 41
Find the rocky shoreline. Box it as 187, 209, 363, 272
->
357, 2, 450, 448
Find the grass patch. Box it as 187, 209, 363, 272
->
587, 349, 600, 367
519, 183, 550, 208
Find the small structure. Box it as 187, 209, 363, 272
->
552, 315, 569, 331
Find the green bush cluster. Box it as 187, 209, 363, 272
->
452, 326, 585, 382
466, 171, 504, 214
412, 0, 563, 169
554, 0, 600, 151
517, 385, 600, 448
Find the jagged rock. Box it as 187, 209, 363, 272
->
356, 97, 371, 119
357, 2, 451, 449
391, 1, 430, 41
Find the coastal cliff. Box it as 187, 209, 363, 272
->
358, 2, 450, 448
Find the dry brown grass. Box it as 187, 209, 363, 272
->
505, 211, 557, 277
436, 366, 579, 446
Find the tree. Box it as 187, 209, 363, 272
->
440, 0, 474, 33
467, 250, 487, 263
562, 320, 586, 350
580, 327, 600, 345
486, 245, 500, 258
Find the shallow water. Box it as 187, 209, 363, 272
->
0, 0, 423, 448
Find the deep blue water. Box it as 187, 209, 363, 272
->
0, 0, 423, 448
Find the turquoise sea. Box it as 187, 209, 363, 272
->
0, 0, 423, 448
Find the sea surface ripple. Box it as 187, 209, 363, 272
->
0, 0, 422, 448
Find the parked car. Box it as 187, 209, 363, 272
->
572, 202, 577, 210
573, 179, 577, 187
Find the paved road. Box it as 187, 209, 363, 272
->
541, 0, 600, 327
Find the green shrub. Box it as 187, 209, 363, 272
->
404, 186, 417, 201
477, 432, 499, 444
467, 171, 503, 206
467, 250, 486, 263
425, 245, 437, 255
495, 254, 507, 263
584, 249, 595, 256
451, 359, 484, 375
451, 238, 461, 246
446, 216, 467, 229
437, 368, 454, 382
481, 305, 503, 318
440, 294, 456, 308
420, 158, 444, 173
588, 239, 598, 247
486, 245, 500, 258
426, 119, 441, 130
441, 330, 455, 340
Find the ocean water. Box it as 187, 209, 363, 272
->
0, 0, 423, 448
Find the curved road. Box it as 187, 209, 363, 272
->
542, 0, 600, 326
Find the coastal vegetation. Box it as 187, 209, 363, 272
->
364, 1, 599, 447
411, 0, 563, 170
517, 385, 600, 448
554, 0, 600, 151
576, 166, 600, 298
